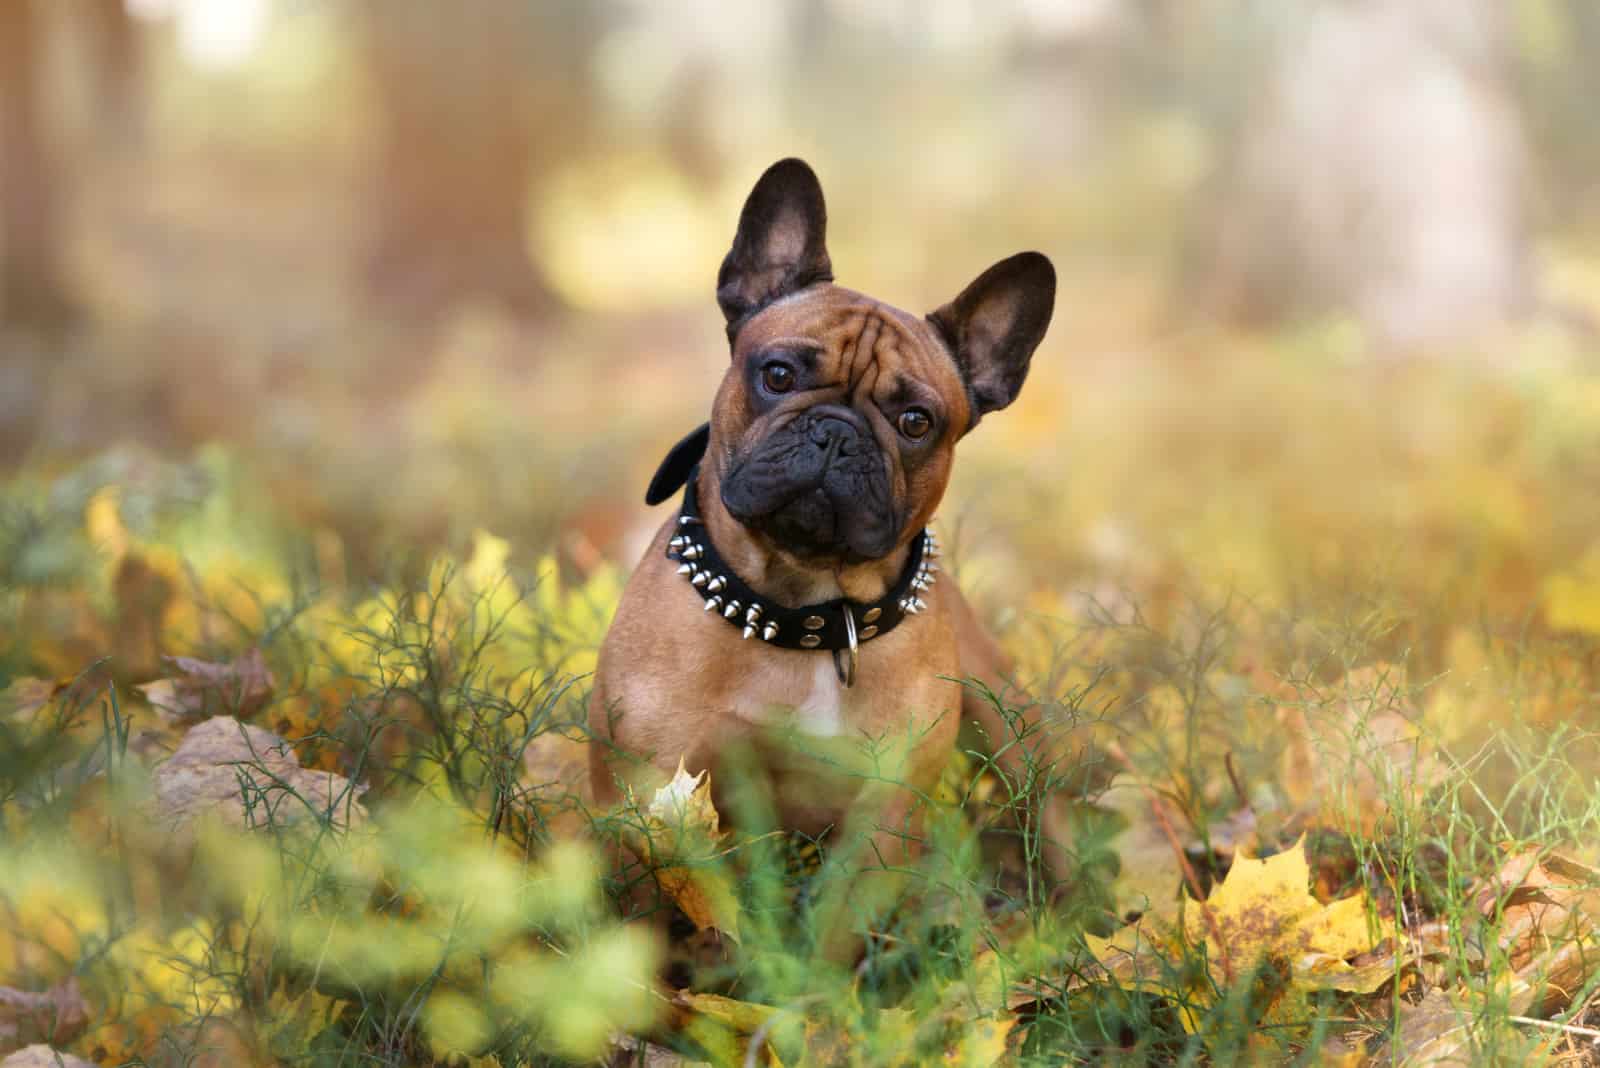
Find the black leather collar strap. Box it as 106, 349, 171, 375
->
665, 469, 938, 654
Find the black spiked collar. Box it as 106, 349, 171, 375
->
665, 468, 938, 685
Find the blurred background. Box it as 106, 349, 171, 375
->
5, 0, 1600, 652
11, 8, 1600, 1061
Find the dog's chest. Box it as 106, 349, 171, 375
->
732, 657, 847, 737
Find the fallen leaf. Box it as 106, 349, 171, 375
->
625, 761, 742, 939
1472, 847, 1600, 1011
0, 1046, 95, 1068
1277, 663, 1443, 834
1181, 840, 1374, 986
1389, 989, 1476, 1067
137, 649, 275, 722
669, 991, 776, 1034
0, 679, 63, 722
669, 990, 781, 1066
1097, 777, 1260, 923
607, 1034, 711, 1067
113, 553, 176, 680
1097, 780, 1186, 921
0, 980, 88, 1055
151, 716, 365, 837
787, 1004, 1014, 1068
1085, 838, 1388, 1027
942, 1016, 1015, 1066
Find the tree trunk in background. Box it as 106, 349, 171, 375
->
0, 0, 76, 330
1186, 0, 1531, 351
82, 0, 145, 149
357, 1, 592, 323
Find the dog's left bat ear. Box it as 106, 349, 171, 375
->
929, 252, 1056, 424
645, 422, 710, 506
717, 158, 833, 331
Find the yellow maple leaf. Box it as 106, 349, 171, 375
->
1086, 838, 1388, 1030
625, 760, 743, 939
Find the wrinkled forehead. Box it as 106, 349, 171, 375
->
733, 285, 955, 378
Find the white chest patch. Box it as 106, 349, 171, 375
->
794, 658, 846, 736
734, 658, 847, 737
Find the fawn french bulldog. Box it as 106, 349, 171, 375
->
589, 158, 1063, 956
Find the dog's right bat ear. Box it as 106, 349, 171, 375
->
645, 422, 710, 506
716, 158, 833, 332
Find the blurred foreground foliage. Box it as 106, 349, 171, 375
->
3, 337, 1600, 1064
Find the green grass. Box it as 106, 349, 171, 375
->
5, 350, 1600, 1066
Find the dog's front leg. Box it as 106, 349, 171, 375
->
807, 707, 957, 964
808, 783, 929, 964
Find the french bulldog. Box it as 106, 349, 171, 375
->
588, 158, 1063, 956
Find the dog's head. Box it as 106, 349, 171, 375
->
651, 158, 1055, 565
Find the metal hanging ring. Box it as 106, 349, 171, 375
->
833, 608, 859, 688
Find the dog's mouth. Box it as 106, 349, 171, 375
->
720, 408, 899, 561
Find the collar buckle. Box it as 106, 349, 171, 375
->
833, 607, 859, 688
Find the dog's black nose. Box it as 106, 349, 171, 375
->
803, 407, 868, 455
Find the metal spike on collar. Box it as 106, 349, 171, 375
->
670, 496, 940, 646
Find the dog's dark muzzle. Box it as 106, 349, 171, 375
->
721, 405, 899, 560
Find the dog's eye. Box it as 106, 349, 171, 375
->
898, 408, 933, 440
762, 362, 796, 394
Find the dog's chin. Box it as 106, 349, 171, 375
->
734, 488, 900, 563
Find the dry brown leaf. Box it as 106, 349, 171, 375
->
1277, 663, 1443, 834
137, 649, 275, 723
151, 716, 365, 837
0, 679, 64, 722
1388, 989, 1477, 1067
0, 980, 88, 1055
625, 761, 742, 939
0, 1046, 95, 1068
1472, 848, 1600, 1012
113, 553, 176, 680
607, 1035, 711, 1067
1509, 937, 1600, 1019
